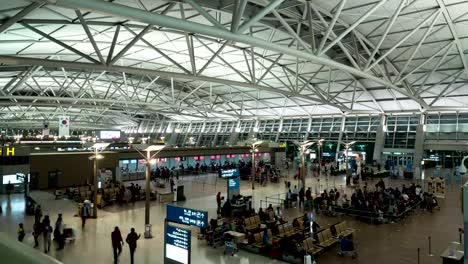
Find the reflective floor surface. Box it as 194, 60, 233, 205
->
0, 169, 463, 264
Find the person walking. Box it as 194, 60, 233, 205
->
33, 220, 41, 248
299, 187, 305, 208
54, 213, 65, 250
6, 181, 13, 197
42, 215, 50, 228
80, 205, 87, 228
43, 223, 53, 253
216, 192, 222, 214
34, 205, 42, 224
17, 223, 25, 242
111, 227, 124, 264
125, 228, 141, 264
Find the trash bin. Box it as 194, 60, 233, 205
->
144, 224, 152, 238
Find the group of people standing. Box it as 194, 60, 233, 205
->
18, 208, 63, 254
16, 204, 142, 264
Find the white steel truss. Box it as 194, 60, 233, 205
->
0, 0, 466, 130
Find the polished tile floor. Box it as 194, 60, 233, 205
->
0, 169, 463, 264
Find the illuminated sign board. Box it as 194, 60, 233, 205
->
98, 130, 121, 140
0, 147, 16, 156
166, 205, 207, 228
164, 223, 191, 264
221, 169, 240, 178
228, 178, 240, 190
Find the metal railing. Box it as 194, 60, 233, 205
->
259, 192, 288, 209
328, 199, 423, 222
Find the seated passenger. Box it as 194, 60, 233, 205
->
258, 207, 267, 221
263, 230, 272, 246
221, 199, 232, 217
275, 207, 283, 223
266, 204, 274, 212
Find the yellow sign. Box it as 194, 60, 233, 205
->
0, 147, 15, 156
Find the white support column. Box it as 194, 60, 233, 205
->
168, 123, 179, 146
212, 121, 222, 147
276, 118, 283, 142
305, 117, 312, 140
335, 115, 346, 165
247, 119, 260, 140
413, 114, 426, 180
229, 120, 241, 145
372, 114, 387, 166
196, 121, 206, 146
182, 122, 192, 147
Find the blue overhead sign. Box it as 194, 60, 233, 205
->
166, 205, 208, 228
228, 177, 240, 190
164, 223, 191, 264
221, 168, 240, 178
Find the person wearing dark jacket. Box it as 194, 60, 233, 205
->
111, 226, 124, 264
216, 192, 222, 214
305, 187, 312, 200
299, 187, 305, 208
33, 221, 41, 247
126, 228, 141, 264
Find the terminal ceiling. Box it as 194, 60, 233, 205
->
1, 0, 468, 130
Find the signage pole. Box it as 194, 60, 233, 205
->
93, 147, 98, 218
463, 182, 468, 263
145, 150, 151, 236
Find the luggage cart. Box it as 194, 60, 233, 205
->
337, 236, 357, 259
210, 230, 223, 248
223, 240, 238, 256
63, 227, 76, 243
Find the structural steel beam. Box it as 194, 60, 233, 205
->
0, 2, 42, 34
184, 0, 225, 29
436, 0, 468, 78
237, 0, 285, 33
0, 95, 241, 117
0, 56, 339, 109
29, 0, 428, 110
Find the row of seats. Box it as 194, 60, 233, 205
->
333, 221, 354, 237
277, 223, 295, 238
317, 229, 338, 248
303, 238, 322, 256
293, 217, 306, 230
252, 229, 273, 249
245, 215, 261, 231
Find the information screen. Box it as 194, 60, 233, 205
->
164, 223, 191, 264
166, 205, 207, 228
2, 174, 21, 184
221, 168, 240, 178
99, 130, 121, 140
228, 177, 240, 190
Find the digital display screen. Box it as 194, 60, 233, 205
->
165, 223, 190, 264
228, 178, 240, 190
3, 174, 21, 184
99, 130, 121, 140
166, 205, 207, 228
221, 169, 240, 178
